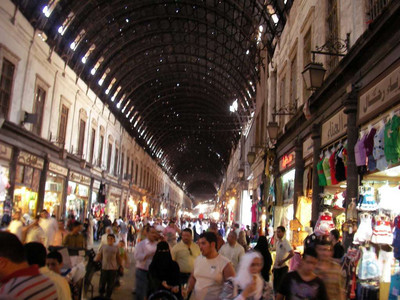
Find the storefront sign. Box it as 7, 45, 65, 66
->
93, 180, 101, 190
279, 151, 295, 172
69, 171, 90, 186
0, 142, 12, 161
302, 136, 313, 159
109, 186, 122, 197
48, 162, 68, 177
17, 151, 44, 169
359, 63, 400, 123
321, 108, 347, 147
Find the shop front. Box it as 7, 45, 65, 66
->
314, 109, 348, 239
66, 171, 90, 222
44, 162, 67, 220
91, 180, 106, 219
0, 142, 12, 223
127, 187, 141, 219
13, 151, 44, 220
107, 185, 122, 222
347, 63, 400, 299
274, 151, 295, 242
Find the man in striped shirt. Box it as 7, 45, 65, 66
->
0, 232, 57, 299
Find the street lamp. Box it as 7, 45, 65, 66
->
266, 121, 279, 144
302, 61, 327, 90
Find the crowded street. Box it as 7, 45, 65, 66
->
1, 0, 400, 299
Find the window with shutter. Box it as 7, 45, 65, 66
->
0, 59, 15, 118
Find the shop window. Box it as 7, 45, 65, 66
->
32, 82, 47, 136
14, 164, 41, 218
89, 128, 96, 164
44, 172, 65, 220
107, 143, 112, 172
58, 104, 69, 146
126, 156, 130, 177
303, 29, 312, 101
290, 54, 297, 107
66, 181, 89, 222
98, 134, 104, 167
77, 119, 86, 157
114, 148, 119, 176
326, 0, 339, 71
135, 164, 138, 185
0, 58, 15, 118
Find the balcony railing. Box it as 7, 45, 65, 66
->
367, 0, 392, 23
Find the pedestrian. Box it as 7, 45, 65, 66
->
115, 240, 129, 287
238, 230, 250, 252
63, 221, 86, 249
219, 251, 274, 300
94, 233, 121, 299
134, 226, 158, 300
39, 209, 58, 247
46, 251, 64, 274
171, 228, 201, 285
163, 219, 181, 248
53, 219, 69, 246
119, 217, 128, 246
272, 226, 294, 292
330, 229, 345, 263
24, 242, 71, 300
208, 222, 225, 251
315, 239, 345, 300
127, 220, 136, 250
219, 231, 245, 271
275, 247, 328, 300
0, 232, 57, 299
25, 215, 46, 245
184, 232, 235, 300
148, 241, 182, 299
254, 236, 273, 282
7, 209, 23, 241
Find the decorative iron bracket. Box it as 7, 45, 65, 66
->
272, 99, 298, 116
312, 33, 350, 59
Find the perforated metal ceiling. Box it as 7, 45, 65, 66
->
14, 0, 292, 200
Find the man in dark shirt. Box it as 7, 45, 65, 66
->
330, 229, 345, 262
276, 247, 328, 300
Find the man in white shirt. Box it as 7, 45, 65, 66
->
39, 209, 58, 247
24, 242, 71, 300
7, 210, 23, 241
272, 226, 294, 292
185, 232, 235, 300
218, 231, 244, 271
134, 226, 158, 300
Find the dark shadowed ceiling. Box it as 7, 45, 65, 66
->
14, 0, 292, 200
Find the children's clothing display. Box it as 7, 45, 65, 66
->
384, 115, 400, 164
357, 186, 378, 211
314, 211, 335, 237
355, 134, 368, 167
335, 146, 347, 182
329, 151, 338, 185
371, 216, 393, 245
322, 156, 332, 186
394, 216, 400, 260
317, 159, 327, 186
373, 126, 388, 171
378, 249, 394, 282
353, 213, 373, 244
357, 246, 380, 280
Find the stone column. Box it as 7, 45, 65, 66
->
311, 123, 322, 226
293, 138, 304, 219
343, 85, 359, 207
37, 155, 49, 213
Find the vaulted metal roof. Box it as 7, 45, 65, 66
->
14, 0, 292, 199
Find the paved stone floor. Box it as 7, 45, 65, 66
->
84, 244, 136, 300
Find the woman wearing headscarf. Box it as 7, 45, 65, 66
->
254, 236, 273, 282
219, 251, 274, 300
148, 241, 182, 299
238, 231, 250, 252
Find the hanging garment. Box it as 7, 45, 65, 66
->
322, 157, 332, 185
364, 128, 377, 171
335, 146, 346, 182
314, 211, 335, 237
353, 213, 373, 244
346, 199, 358, 220
357, 186, 378, 211
329, 151, 338, 185
371, 218, 393, 245
355, 134, 368, 166
373, 126, 388, 171
378, 185, 400, 212
384, 115, 400, 163
357, 246, 380, 280
393, 216, 400, 260
332, 192, 345, 209
317, 159, 327, 186
378, 249, 393, 282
